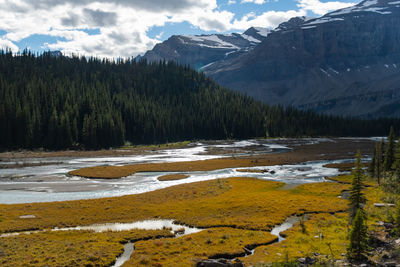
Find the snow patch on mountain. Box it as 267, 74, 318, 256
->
182, 35, 240, 49
241, 34, 262, 43
254, 27, 270, 37
305, 17, 344, 25
328, 0, 395, 16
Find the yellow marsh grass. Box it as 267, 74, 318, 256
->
0, 178, 348, 234
0, 177, 365, 266
327, 174, 377, 187
158, 174, 189, 181
127, 228, 277, 266
69, 139, 374, 179
241, 213, 349, 265
241, 183, 393, 265
323, 162, 368, 172
0, 229, 173, 267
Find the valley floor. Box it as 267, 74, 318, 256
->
0, 138, 398, 266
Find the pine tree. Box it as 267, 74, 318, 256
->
392, 138, 400, 175
347, 208, 369, 261
380, 138, 385, 176
375, 142, 383, 185
369, 146, 376, 178
349, 150, 366, 221
384, 126, 395, 172
392, 139, 400, 187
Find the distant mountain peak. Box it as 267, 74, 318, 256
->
274, 16, 310, 31
139, 26, 269, 70
327, 0, 399, 17
244, 27, 270, 38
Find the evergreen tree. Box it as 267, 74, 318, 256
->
392, 138, 400, 176
347, 208, 369, 261
384, 126, 395, 172
375, 142, 383, 185
0, 50, 400, 151
349, 150, 366, 221
369, 146, 376, 178
391, 139, 400, 189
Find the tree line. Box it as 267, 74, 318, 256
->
1, 49, 400, 150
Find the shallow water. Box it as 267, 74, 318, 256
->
0, 160, 347, 204
56, 219, 202, 267
54, 219, 202, 235
270, 216, 302, 242
0, 138, 346, 204
113, 242, 134, 267
0, 158, 349, 204
0, 139, 292, 178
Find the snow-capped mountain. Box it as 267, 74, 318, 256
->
139, 27, 270, 70
204, 0, 400, 118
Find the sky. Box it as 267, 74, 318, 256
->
0, 0, 359, 58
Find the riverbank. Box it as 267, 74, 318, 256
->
0, 141, 193, 160
69, 139, 373, 179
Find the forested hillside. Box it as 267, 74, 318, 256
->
0, 50, 399, 150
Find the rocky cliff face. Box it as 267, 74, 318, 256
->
204, 0, 400, 118
140, 27, 269, 71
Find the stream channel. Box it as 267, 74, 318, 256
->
0, 217, 302, 266
0, 138, 361, 265
0, 138, 353, 204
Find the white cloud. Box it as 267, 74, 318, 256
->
232, 10, 307, 30
0, 37, 19, 52
156, 31, 164, 40
241, 0, 267, 4
297, 0, 356, 15
0, 0, 358, 58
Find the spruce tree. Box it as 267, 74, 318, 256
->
349, 150, 366, 221
348, 208, 368, 261
384, 126, 395, 172
369, 146, 376, 178
392, 138, 400, 175
392, 139, 400, 188
375, 142, 383, 185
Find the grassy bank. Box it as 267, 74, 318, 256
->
0, 178, 348, 233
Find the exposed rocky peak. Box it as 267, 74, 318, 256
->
328, 0, 399, 17
139, 27, 268, 71
243, 27, 271, 39
203, 1, 400, 118
274, 16, 309, 31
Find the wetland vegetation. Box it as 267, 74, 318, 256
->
0, 136, 399, 266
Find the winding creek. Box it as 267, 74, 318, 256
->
0, 217, 302, 266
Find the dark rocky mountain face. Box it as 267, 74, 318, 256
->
139, 27, 269, 71
204, 0, 400, 118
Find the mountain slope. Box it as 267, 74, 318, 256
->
204, 0, 400, 118
139, 27, 269, 70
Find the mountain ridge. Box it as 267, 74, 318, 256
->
139, 26, 270, 71
204, 0, 400, 118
